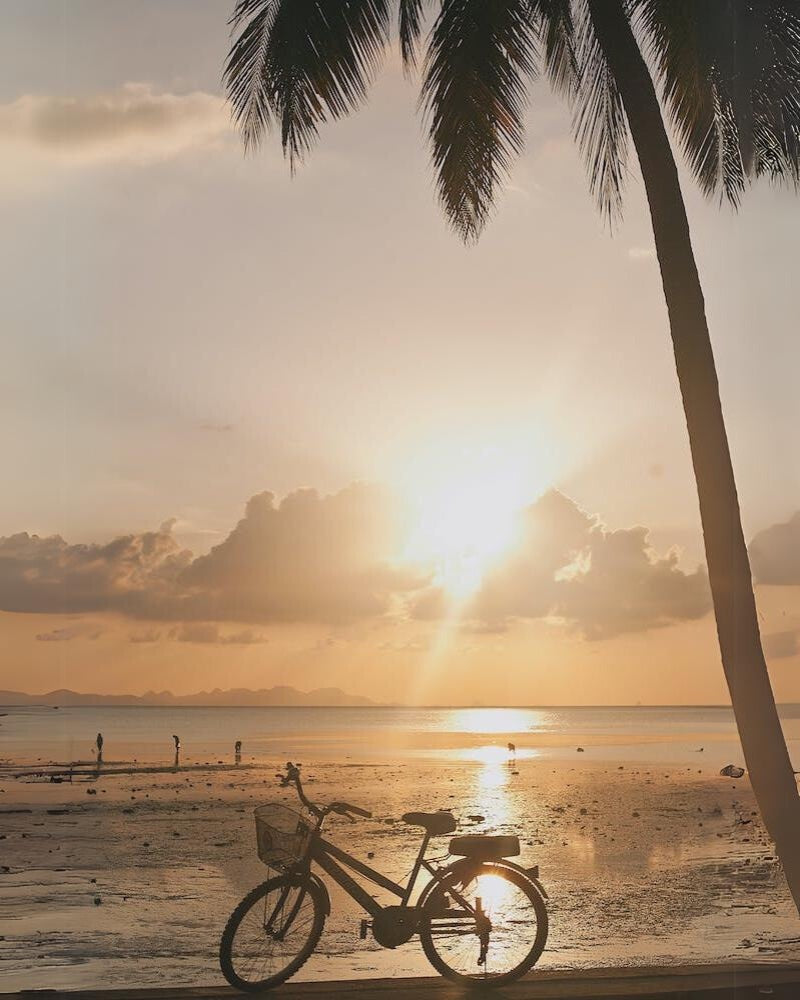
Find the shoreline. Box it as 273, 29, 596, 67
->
1, 962, 800, 998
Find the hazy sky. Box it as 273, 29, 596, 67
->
2, 1, 800, 704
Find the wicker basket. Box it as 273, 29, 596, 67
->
254, 803, 313, 869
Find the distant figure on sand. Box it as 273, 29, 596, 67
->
507, 742, 516, 760
234, 740, 242, 763
172, 734, 180, 752
96, 733, 104, 761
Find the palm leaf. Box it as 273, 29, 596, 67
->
420, 0, 538, 242
225, 0, 392, 168
225, 0, 281, 152
637, 0, 800, 204
399, 0, 426, 72
535, 0, 579, 99
571, 0, 630, 223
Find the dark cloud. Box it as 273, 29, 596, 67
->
749, 512, 800, 585
0, 526, 192, 616
36, 622, 103, 642
762, 629, 799, 660
172, 623, 267, 645
36, 624, 103, 642
129, 629, 162, 644
411, 491, 711, 639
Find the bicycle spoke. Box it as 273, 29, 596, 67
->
225, 879, 320, 987
423, 868, 542, 982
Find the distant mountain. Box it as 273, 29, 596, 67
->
0, 686, 377, 707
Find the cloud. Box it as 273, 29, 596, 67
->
0, 83, 230, 168
129, 629, 162, 644
1, 484, 710, 639
628, 246, 656, 260
0, 525, 192, 616
762, 629, 799, 660
411, 491, 711, 639
180, 485, 423, 623
0, 484, 422, 626
36, 623, 103, 642
555, 522, 711, 640
749, 512, 800, 584
172, 623, 267, 645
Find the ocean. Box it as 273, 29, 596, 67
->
3, 703, 799, 768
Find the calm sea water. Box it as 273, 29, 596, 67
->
2, 704, 799, 768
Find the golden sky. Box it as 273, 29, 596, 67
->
1, 2, 800, 704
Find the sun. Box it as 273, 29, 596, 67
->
396, 439, 547, 601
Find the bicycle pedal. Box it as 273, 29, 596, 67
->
359, 919, 371, 940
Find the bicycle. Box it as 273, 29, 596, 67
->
219, 761, 549, 990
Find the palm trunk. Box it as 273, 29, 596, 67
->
587, 0, 800, 912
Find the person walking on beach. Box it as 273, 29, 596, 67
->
96, 733, 104, 762
234, 740, 242, 763
172, 734, 180, 752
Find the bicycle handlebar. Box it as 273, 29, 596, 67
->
278, 762, 371, 820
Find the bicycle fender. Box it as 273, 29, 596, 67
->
495, 859, 549, 899
494, 859, 549, 899
306, 872, 332, 916
419, 858, 548, 904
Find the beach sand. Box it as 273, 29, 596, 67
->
1, 755, 799, 990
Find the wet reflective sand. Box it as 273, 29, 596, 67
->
1, 754, 798, 990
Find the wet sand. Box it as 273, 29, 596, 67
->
1, 755, 799, 991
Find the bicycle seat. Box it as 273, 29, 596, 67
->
401, 811, 457, 835
449, 835, 520, 859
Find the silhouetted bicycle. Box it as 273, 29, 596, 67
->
219, 761, 548, 990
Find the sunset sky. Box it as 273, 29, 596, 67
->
2, 1, 800, 705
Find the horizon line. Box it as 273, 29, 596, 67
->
3, 695, 798, 709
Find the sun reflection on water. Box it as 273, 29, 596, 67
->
462, 745, 540, 766
449, 707, 551, 735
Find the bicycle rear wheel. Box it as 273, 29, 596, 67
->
220, 875, 326, 991
420, 862, 547, 986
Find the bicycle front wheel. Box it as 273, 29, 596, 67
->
420, 862, 547, 986
220, 875, 326, 992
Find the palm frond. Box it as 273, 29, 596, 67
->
636, 0, 800, 205
225, 0, 281, 152
534, 0, 579, 99
751, 3, 800, 189
571, 0, 630, 224
399, 0, 426, 72
420, 0, 538, 242
225, 0, 392, 168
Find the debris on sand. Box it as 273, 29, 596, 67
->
720, 764, 745, 778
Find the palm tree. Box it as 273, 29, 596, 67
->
224, 0, 800, 910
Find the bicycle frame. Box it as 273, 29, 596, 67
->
275, 763, 481, 930
308, 829, 439, 919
